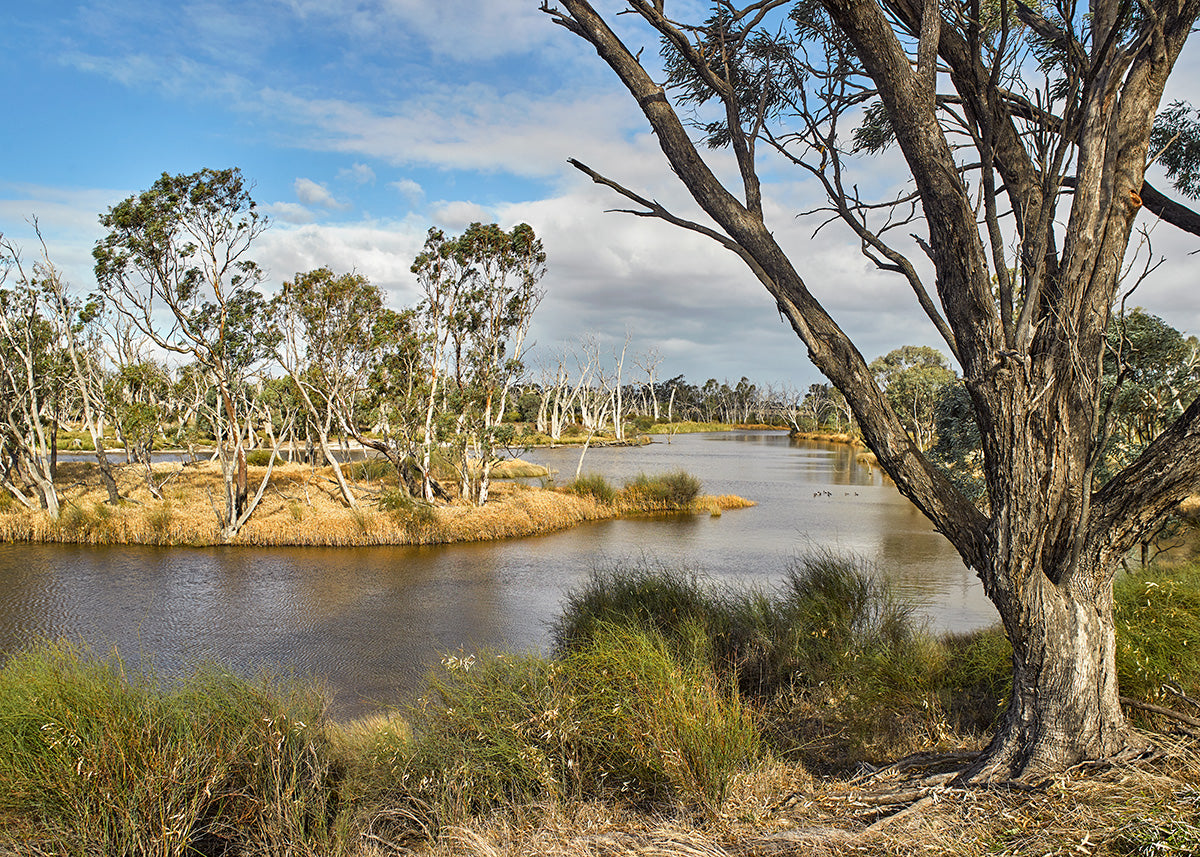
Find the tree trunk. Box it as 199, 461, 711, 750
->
965, 569, 1138, 780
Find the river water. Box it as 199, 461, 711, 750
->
0, 431, 995, 718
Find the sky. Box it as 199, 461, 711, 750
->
2, 1, 1199, 392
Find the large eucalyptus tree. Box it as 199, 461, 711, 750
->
543, 0, 1200, 779
94, 168, 277, 541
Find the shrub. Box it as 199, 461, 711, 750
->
564, 473, 617, 505
394, 625, 757, 830
245, 449, 276, 466
551, 560, 716, 657
345, 456, 394, 483
377, 489, 436, 535
620, 470, 701, 511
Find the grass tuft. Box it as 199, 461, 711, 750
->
393, 623, 757, 832
619, 470, 701, 512
564, 472, 618, 506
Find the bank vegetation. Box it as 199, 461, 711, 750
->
2, 554, 1198, 855
0, 459, 751, 547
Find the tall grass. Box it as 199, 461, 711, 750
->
564, 472, 618, 505
5, 561, 1200, 851
553, 551, 931, 702
552, 553, 974, 768
390, 623, 757, 832
0, 641, 341, 855
619, 470, 701, 512
1115, 565, 1200, 710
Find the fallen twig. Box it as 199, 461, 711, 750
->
1121, 695, 1200, 729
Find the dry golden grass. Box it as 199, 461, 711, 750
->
370, 738, 1200, 857
0, 460, 750, 547
788, 431, 862, 446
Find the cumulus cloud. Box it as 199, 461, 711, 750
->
263, 201, 316, 224
294, 177, 350, 210
389, 178, 424, 204
430, 200, 493, 229
256, 84, 645, 181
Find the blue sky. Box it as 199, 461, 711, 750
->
3, 1, 1199, 391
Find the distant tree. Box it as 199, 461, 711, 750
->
111, 360, 173, 497
21, 226, 123, 505
414, 222, 546, 505
272, 267, 382, 508
93, 168, 278, 541
0, 234, 64, 516
355, 306, 437, 498
870, 346, 955, 450
1102, 308, 1200, 468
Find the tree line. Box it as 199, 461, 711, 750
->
0, 169, 546, 540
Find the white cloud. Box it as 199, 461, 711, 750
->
390, 178, 424, 204
338, 163, 376, 185
257, 84, 646, 181
430, 201, 493, 229
263, 201, 316, 224
294, 177, 349, 210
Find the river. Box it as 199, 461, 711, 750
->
0, 431, 995, 718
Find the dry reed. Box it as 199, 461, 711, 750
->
0, 460, 750, 547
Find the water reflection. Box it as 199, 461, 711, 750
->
0, 432, 994, 717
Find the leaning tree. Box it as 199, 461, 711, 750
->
543, 0, 1200, 779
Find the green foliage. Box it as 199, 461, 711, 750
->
870, 345, 956, 450
552, 562, 717, 657
620, 470, 702, 511
0, 641, 340, 855
935, 627, 1012, 733
930, 380, 987, 505
1151, 101, 1200, 200
565, 472, 618, 505
245, 448, 275, 466
395, 624, 757, 826
344, 456, 395, 483
553, 552, 929, 703
376, 488, 436, 533
1101, 308, 1200, 476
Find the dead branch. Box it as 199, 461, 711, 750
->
1121, 695, 1200, 729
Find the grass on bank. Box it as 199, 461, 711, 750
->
0, 460, 750, 547
3, 558, 1200, 855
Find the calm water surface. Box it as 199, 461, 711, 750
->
0, 432, 994, 717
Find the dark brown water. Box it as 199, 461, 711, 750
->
0, 431, 994, 717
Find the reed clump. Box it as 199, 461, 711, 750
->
551, 552, 954, 767
375, 623, 757, 833
565, 472, 618, 505
619, 470, 702, 512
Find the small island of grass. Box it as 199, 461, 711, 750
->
0, 458, 753, 547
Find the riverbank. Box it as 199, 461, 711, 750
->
0, 459, 753, 547
2, 557, 1197, 855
